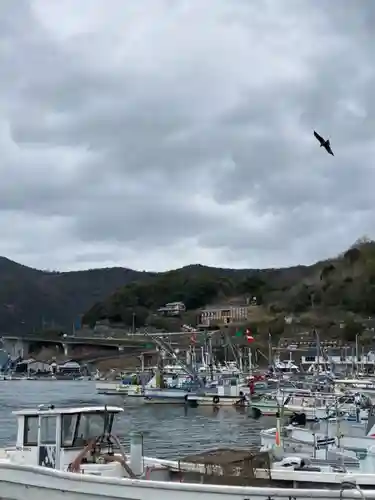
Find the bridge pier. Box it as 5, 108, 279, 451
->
2, 338, 29, 358
62, 343, 69, 357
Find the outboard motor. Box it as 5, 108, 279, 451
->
279, 456, 302, 468
289, 412, 306, 426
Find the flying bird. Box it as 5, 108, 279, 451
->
314, 131, 334, 156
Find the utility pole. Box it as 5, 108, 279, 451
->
268, 331, 272, 367
355, 332, 359, 371
132, 312, 136, 334
315, 329, 320, 374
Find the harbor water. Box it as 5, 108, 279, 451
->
0, 380, 265, 458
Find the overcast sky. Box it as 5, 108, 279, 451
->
1, 0, 375, 272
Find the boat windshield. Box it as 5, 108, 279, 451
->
61, 412, 115, 448
262, 394, 276, 402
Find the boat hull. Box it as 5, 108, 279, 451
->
186, 395, 249, 407
95, 381, 119, 395
250, 403, 295, 417
143, 389, 191, 404
143, 397, 188, 404
0, 460, 372, 500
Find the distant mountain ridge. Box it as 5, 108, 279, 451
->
0, 257, 153, 333
2, 239, 375, 335
0, 256, 269, 333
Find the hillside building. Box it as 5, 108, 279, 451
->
157, 301, 186, 317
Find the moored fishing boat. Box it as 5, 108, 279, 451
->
1, 403, 372, 500
143, 387, 192, 403
260, 405, 375, 459
186, 375, 251, 407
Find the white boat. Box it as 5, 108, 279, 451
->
250, 391, 339, 420
99, 371, 199, 401
253, 451, 375, 487
186, 376, 250, 407
260, 406, 375, 456
252, 388, 372, 421
1, 404, 372, 500
335, 378, 375, 398
96, 378, 146, 396
95, 380, 120, 394
274, 358, 300, 375
143, 388, 192, 403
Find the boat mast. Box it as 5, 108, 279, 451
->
156, 346, 165, 389
315, 329, 320, 374
239, 347, 243, 373
225, 331, 240, 368
351, 346, 355, 377
355, 332, 359, 374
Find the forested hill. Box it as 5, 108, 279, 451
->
2, 238, 375, 335
83, 239, 375, 336
0, 257, 152, 333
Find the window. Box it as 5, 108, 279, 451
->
61, 412, 114, 448
61, 413, 79, 447
24, 416, 38, 446
40, 416, 57, 444
76, 413, 109, 442
305, 356, 316, 362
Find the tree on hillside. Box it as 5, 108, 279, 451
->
342, 318, 363, 342
238, 275, 266, 295
287, 284, 313, 313
352, 236, 372, 247
344, 247, 361, 265
268, 316, 285, 337
320, 263, 336, 282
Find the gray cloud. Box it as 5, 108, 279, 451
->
0, 0, 375, 271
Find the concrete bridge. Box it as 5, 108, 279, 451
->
0, 330, 195, 357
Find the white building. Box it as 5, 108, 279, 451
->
199, 304, 248, 327
157, 302, 186, 316
301, 351, 375, 369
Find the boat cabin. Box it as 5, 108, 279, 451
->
7, 405, 124, 472
217, 375, 247, 397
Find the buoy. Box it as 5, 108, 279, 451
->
275, 429, 281, 447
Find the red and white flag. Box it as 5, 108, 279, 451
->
246, 328, 254, 342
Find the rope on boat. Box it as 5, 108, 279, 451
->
68, 433, 136, 478
340, 480, 366, 500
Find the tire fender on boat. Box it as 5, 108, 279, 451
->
213, 396, 220, 405
251, 407, 262, 419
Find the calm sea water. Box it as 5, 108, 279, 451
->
0, 380, 266, 458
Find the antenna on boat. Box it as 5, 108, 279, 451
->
143, 331, 202, 385
103, 404, 110, 435
38, 404, 55, 410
